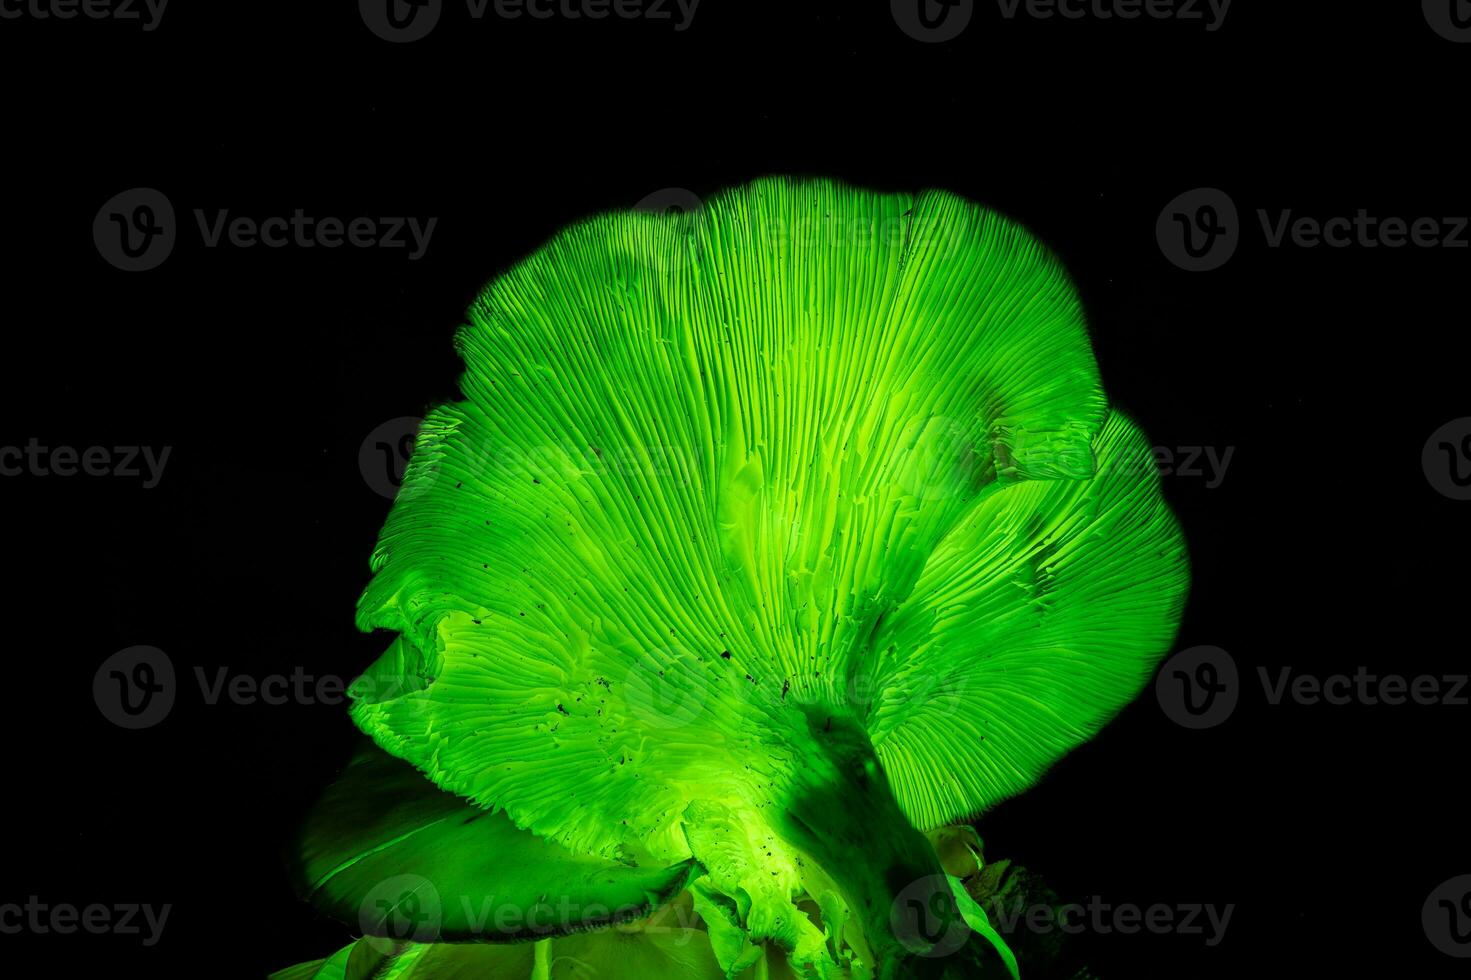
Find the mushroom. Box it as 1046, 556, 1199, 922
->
281, 178, 1189, 979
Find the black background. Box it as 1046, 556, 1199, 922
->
2, 2, 1467, 977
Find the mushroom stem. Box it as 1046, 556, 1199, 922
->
776, 711, 1007, 979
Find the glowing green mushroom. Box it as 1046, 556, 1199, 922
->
284, 178, 1188, 979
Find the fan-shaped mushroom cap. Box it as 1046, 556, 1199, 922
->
349, 178, 1187, 883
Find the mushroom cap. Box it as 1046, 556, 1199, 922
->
349, 178, 1188, 863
